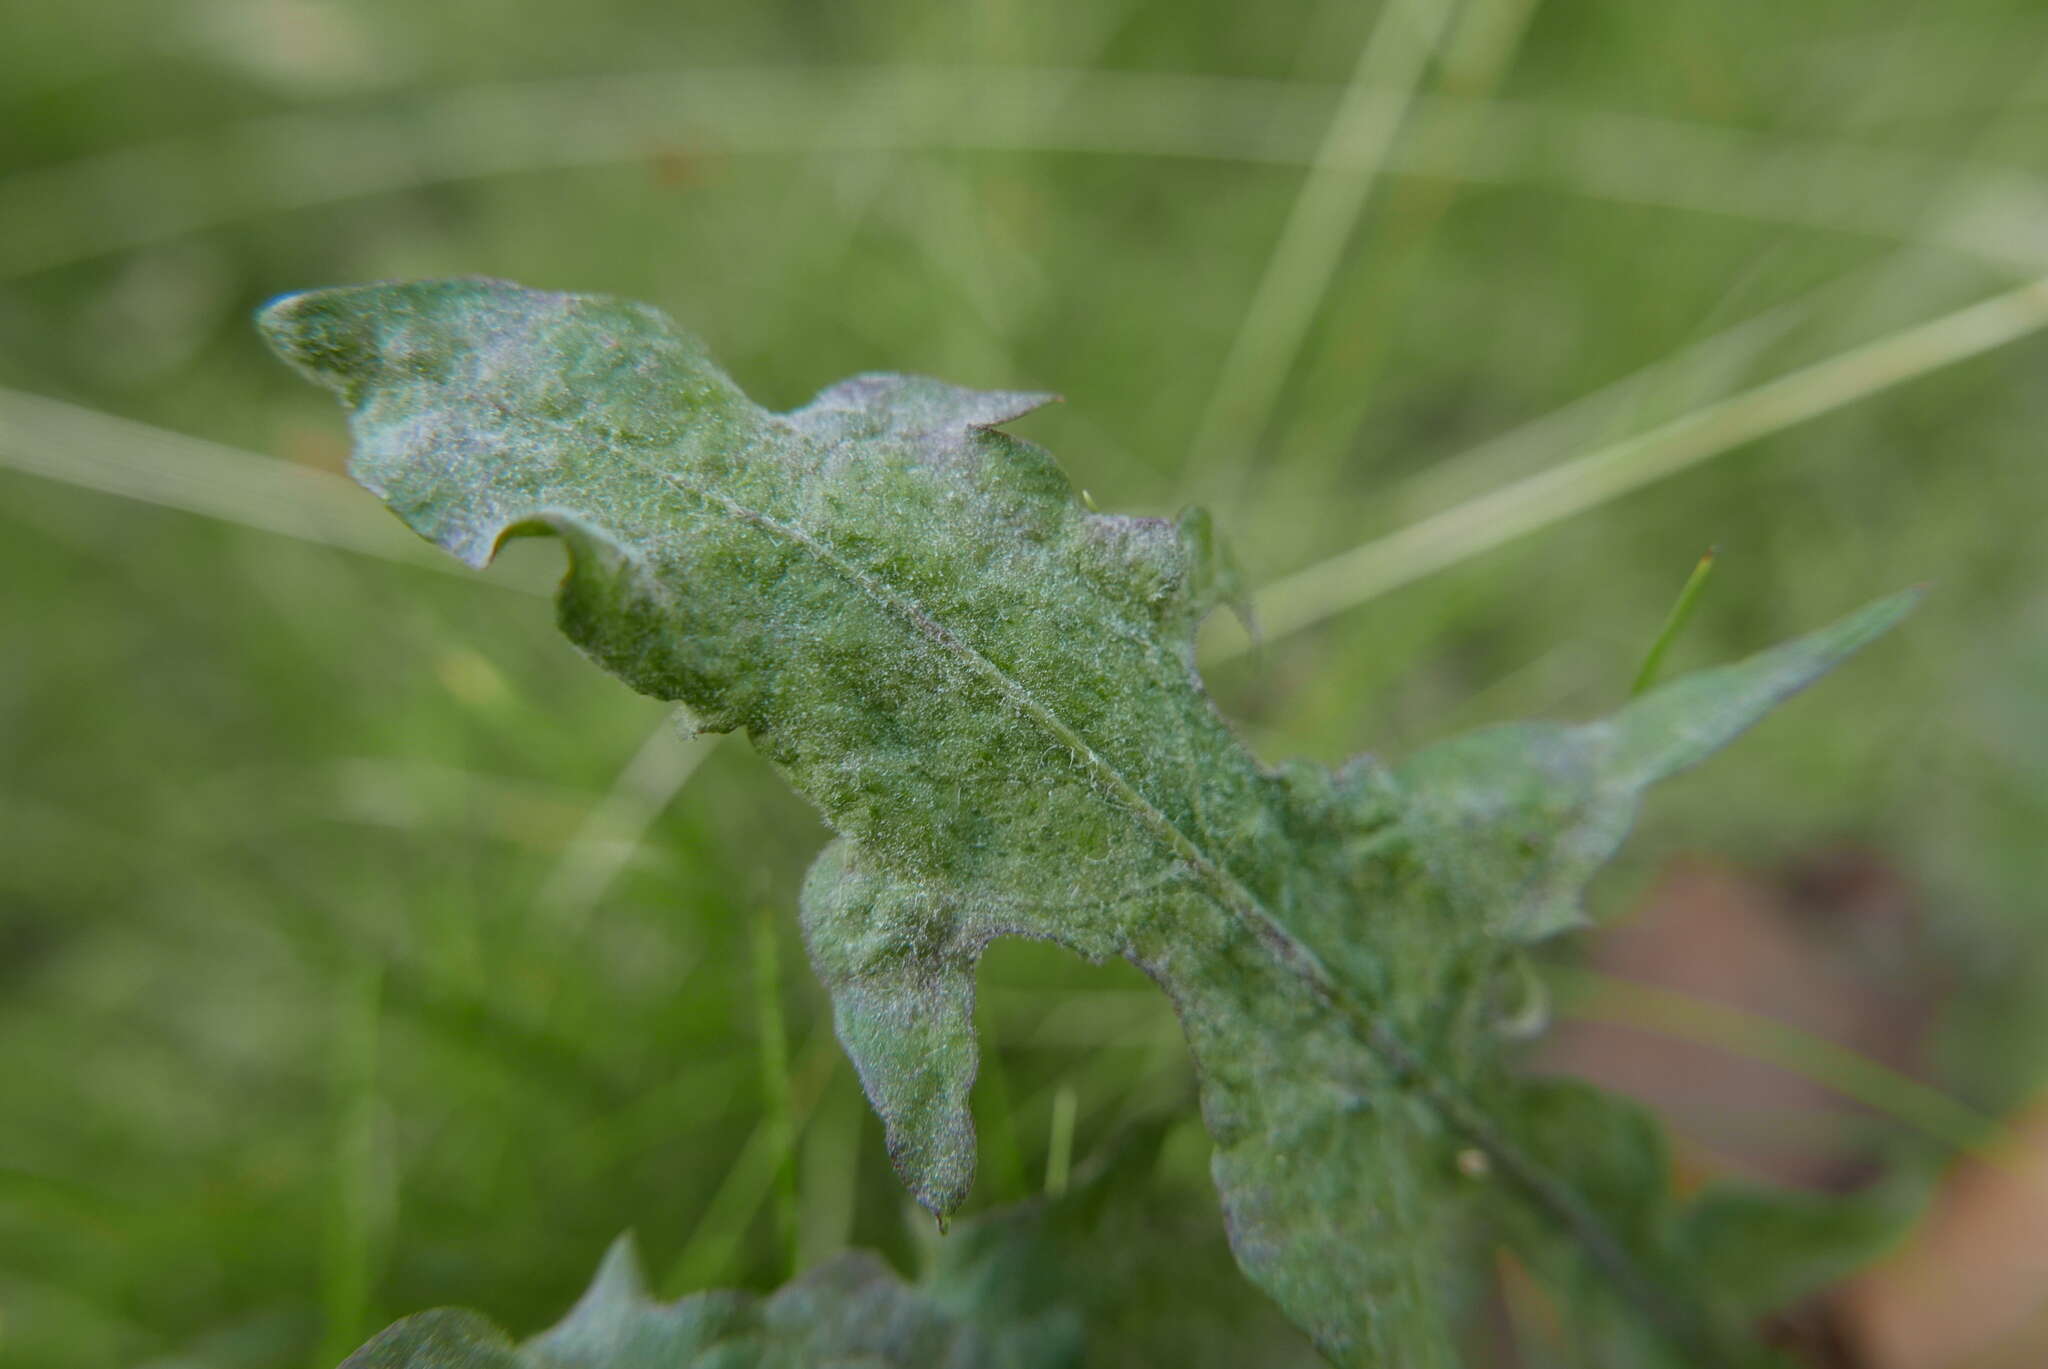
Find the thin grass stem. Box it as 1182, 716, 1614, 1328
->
0, 386, 499, 578
534, 718, 719, 934
1224, 272, 2048, 656
795, 1079, 862, 1270
661, 1024, 839, 1296
752, 909, 800, 1280
1044, 1084, 1078, 1198
315, 962, 389, 1369
1550, 967, 2009, 1162
1631, 548, 1719, 697
1183, 0, 1459, 479
7, 70, 2046, 280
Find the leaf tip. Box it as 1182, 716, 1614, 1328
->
337, 1308, 516, 1369
256, 286, 374, 395
257, 276, 543, 402
584, 1231, 653, 1309
967, 390, 1062, 429
892, 1123, 978, 1221
1840, 582, 1925, 640
1608, 585, 1922, 790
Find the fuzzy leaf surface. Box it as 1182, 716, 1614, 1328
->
262, 278, 1914, 1367
341, 1222, 1078, 1369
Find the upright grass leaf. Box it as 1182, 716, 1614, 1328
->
261, 278, 1913, 1367
1631, 548, 1718, 697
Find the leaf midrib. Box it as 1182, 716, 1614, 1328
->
501, 410, 1727, 1366
600, 436, 1286, 936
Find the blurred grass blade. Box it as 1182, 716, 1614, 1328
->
1228, 273, 2048, 654
795, 1080, 863, 1270
661, 1024, 839, 1297
1269, 0, 1546, 478
971, 998, 1032, 1203
0, 385, 506, 577
535, 718, 719, 934
1436, 0, 1541, 110
1044, 1084, 1079, 1199
753, 909, 800, 1280
1631, 548, 1718, 697
317, 962, 391, 1369
1384, 262, 1826, 521
8, 69, 2048, 280
733, 5, 1136, 357
1185, 0, 1459, 477
1551, 967, 2007, 1162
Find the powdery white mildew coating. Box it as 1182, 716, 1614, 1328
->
265, 278, 1914, 1369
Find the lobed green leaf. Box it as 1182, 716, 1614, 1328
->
263, 278, 1914, 1366
342, 1222, 1078, 1369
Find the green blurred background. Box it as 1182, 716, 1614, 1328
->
5, 1, 2048, 1365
